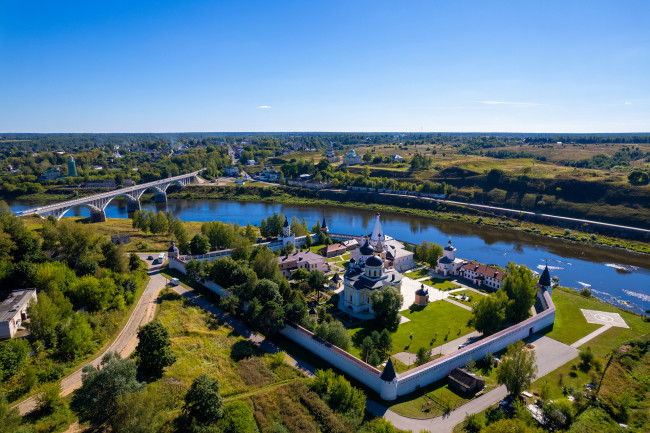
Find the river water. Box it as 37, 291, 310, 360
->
9, 198, 650, 313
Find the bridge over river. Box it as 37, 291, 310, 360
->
16, 170, 204, 222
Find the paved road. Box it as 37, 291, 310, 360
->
14, 256, 168, 415
375, 192, 650, 235
367, 335, 579, 433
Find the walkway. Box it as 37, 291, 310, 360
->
571, 324, 612, 348
444, 297, 472, 311
367, 335, 579, 433
15, 255, 169, 415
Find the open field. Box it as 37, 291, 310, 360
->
404, 268, 430, 279
347, 301, 474, 359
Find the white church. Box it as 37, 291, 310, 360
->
434, 240, 465, 276
349, 213, 415, 272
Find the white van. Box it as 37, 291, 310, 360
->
170, 278, 180, 286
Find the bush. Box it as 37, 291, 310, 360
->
579, 287, 592, 297
464, 413, 485, 433
220, 401, 258, 433
579, 347, 594, 368
314, 321, 352, 351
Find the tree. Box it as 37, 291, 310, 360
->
0, 389, 21, 433
27, 290, 72, 349
496, 340, 537, 397
36, 382, 63, 415
129, 252, 141, 271
310, 369, 365, 423
463, 413, 486, 433
56, 219, 99, 269
307, 269, 327, 293
72, 352, 143, 426
468, 290, 509, 335
501, 262, 537, 322
134, 320, 176, 378
370, 287, 403, 330
292, 268, 310, 281
413, 241, 443, 268
315, 321, 352, 350
378, 329, 392, 356
304, 232, 314, 247
250, 246, 282, 282
58, 313, 94, 360
628, 170, 650, 185
101, 241, 128, 274
361, 336, 375, 363
189, 234, 210, 255
221, 401, 257, 433
252, 279, 283, 305
183, 374, 224, 424
0, 338, 30, 379
415, 347, 432, 366
363, 151, 372, 162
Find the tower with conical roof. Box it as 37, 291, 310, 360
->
370, 213, 386, 245
380, 358, 398, 400
321, 218, 329, 235
538, 262, 552, 295
67, 155, 77, 177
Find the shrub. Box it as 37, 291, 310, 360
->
579, 347, 594, 368
464, 413, 485, 433
221, 401, 258, 433
580, 287, 592, 297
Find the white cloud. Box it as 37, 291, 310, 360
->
478, 101, 539, 106
624, 101, 632, 105
257, 105, 272, 109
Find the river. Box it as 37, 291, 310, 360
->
9, 198, 650, 313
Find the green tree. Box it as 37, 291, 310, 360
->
0, 338, 31, 379
250, 247, 282, 282
292, 268, 310, 281
370, 287, 403, 330
413, 241, 443, 268
36, 382, 63, 415
221, 401, 258, 433
134, 320, 176, 378
183, 374, 224, 424
189, 234, 210, 255
501, 262, 537, 322
415, 347, 432, 366
129, 252, 141, 271
58, 313, 94, 360
307, 269, 327, 293
72, 352, 143, 426
496, 340, 537, 397
310, 369, 365, 423
468, 290, 509, 335
57, 219, 99, 269
0, 389, 21, 433
315, 321, 352, 351
101, 241, 128, 274
628, 170, 650, 185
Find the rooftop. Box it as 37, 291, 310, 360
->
0, 289, 36, 322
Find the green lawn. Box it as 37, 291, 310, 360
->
347, 301, 474, 358
422, 278, 461, 291
384, 363, 499, 418
404, 268, 430, 279
447, 289, 482, 306
546, 287, 650, 348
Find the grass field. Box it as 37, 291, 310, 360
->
347, 301, 474, 358
422, 277, 461, 291
447, 289, 482, 306
404, 268, 430, 279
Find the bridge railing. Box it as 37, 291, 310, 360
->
17, 170, 204, 216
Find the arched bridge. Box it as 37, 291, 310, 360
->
17, 170, 204, 222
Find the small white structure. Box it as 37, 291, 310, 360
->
0, 289, 37, 339
435, 240, 466, 276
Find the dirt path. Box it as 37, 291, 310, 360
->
15, 256, 167, 414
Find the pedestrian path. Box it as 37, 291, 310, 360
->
571, 324, 612, 348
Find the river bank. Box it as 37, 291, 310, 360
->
168, 185, 650, 256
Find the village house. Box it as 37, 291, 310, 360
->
277, 251, 329, 278
0, 289, 37, 339
460, 262, 505, 290
320, 243, 347, 258
38, 166, 62, 182
448, 368, 486, 394
256, 165, 281, 182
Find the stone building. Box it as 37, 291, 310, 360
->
0, 289, 37, 339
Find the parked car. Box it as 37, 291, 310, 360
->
458, 344, 468, 349
147, 255, 154, 260
170, 278, 180, 286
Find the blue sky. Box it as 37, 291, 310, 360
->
1, 0, 648, 133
